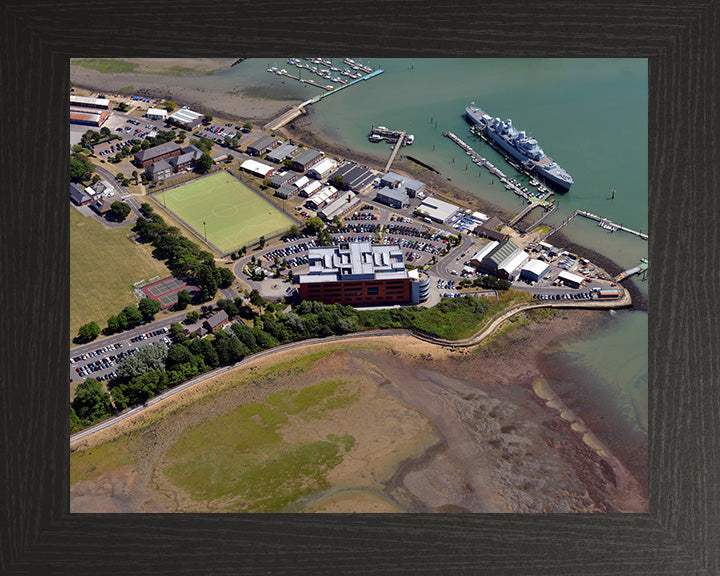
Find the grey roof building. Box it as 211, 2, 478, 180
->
375, 188, 409, 208
275, 183, 299, 199
269, 171, 299, 188
247, 135, 279, 156
266, 142, 298, 163
146, 158, 173, 180
291, 149, 323, 172
328, 162, 376, 192
203, 310, 229, 332
70, 183, 92, 206
133, 141, 182, 167
380, 171, 425, 197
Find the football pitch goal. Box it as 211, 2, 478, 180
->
160, 171, 294, 253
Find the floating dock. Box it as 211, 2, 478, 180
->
540, 209, 648, 242
444, 131, 553, 204
264, 67, 384, 131
615, 258, 649, 282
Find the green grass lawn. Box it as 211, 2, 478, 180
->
162, 379, 358, 511
161, 172, 294, 254
70, 207, 171, 342
71, 58, 139, 74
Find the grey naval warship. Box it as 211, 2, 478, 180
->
466, 103, 573, 192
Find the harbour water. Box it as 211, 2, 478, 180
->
136, 58, 649, 459
296, 58, 649, 446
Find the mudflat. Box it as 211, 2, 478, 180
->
70, 309, 647, 513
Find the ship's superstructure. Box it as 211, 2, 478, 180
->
466, 104, 573, 192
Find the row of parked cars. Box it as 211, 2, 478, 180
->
385, 237, 442, 256
71, 342, 124, 364
130, 327, 169, 342
385, 225, 448, 243
533, 292, 593, 300
265, 240, 317, 264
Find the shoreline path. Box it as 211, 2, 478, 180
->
69, 289, 632, 445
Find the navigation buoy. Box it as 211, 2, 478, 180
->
611, 189, 615, 199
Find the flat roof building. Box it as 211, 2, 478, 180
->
477, 216, 509, 242
376, 187, 409, 209
70, 95, 110, 109
417, 197, 459, 223
146, 107, 168, 120
70, 107, 109, 127
133, 141, 182, 168
167, 107, 204, 129
298, 241, 410, 306
380, 171, 425, 197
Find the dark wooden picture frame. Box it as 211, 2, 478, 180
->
1, 1, 717, 574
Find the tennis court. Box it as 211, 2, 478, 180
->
161, 172, 294, 253
141, 276, 197, 309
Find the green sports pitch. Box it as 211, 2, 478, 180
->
161, 172, 294, 253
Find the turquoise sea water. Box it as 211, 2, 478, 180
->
205, 59, 649, 447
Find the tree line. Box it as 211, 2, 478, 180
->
70, 292, 494, 432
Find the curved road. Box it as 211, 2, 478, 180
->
69, 287, 631, 445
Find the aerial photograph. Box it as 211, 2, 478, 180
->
68, 57, 648, 514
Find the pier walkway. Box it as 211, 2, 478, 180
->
384, 131, 406, 172
576, 210, 648, 240
264, 68, 384, 132
540, 209, 648, 243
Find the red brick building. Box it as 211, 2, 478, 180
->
133, 141, 182, 168
297, 242, 411, 306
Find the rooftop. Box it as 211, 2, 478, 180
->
299, 242, 408, 284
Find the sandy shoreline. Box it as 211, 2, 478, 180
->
70, 311, 647, 514
71, 59, 299, 124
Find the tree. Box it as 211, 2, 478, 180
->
331, 174, 346, 190
122, 305, 144, 328
162, 100, 176, 112
176, 132, 186, 144
117, 342, 169, 378
196, 152, 213, 173
165, 343, 193, 370
305, 216, 325, 235
204, 114, 213, 124
100, 126, 111, 136
72, 378, 113, 424
132, 170, 139, 184
176, 289, 192, 310
70, 156, 92, 182
248, 289, 265, 309
105, 315, 119, 334
186, 310, 200, 324
122, 177, 131, 187
138, 297, 161, 321
258, 235, 266, 249
77, 322, 101, 343
110, 201, 132, 221
218, 267, 234, 288
243, 121, 253, 130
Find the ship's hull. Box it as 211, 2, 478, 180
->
465, 106, 572, 193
